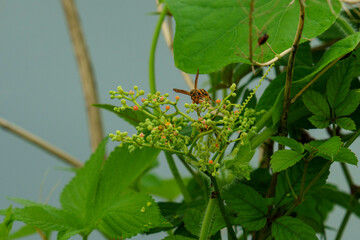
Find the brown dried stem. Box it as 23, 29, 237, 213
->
0, 117, 83, 168
61, 0, 103, 151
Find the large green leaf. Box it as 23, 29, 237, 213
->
93, 104, 147, 127
165, 0, 341, 73
270, 150, 305, 173
317, 185, 360, 217
295, 194, 333, 233
13, 206, 82, 232
272, 216, 317, 240
95, 145, 160, 214
275, 158, 330, 207
98, 193, 168, 239
60, 138, 107, 223
223, 183, 267, 231
333, 147, 358, 165
336, 117, 356, 131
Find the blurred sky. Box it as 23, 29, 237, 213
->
0, 1, 359, 240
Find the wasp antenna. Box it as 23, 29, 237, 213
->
194, 68, 199, 90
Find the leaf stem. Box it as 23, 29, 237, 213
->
285, 169, 298, 200
149, 4, 168, 94
199, 197, 217, 240
336, 15, 355, 36
211, 176, 237, 240
165, 153, 192, 202
279, 0, 305, 139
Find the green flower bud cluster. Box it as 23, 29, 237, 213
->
108, 83, 264, 177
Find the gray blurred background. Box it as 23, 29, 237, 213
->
0, 1, 359, 239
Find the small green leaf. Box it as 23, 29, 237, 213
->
308, 115, 330, 128
270, 150, 305, 173
272, 216, 317, 240
336, 117, 356, 130
333, 147, 358, 165
223, 183, 267, 231
316, 136, 342, 161
93, 104, 147, 127
0, 205, 13, 239
302, 90, 330, 119
14, 206, 81, 232
98, 193, 168, 239
270, 136, 304, 153
223, 140, 254, 180
335, 89, 360, 117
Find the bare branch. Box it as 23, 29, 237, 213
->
61, 0, 103, 151
0, 117, 83, 168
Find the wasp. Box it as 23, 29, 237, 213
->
173, 69, 212, 104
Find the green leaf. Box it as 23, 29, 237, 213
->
60, 138, 107, 223
57, 229, 85, 240
95, 145, 160, 214
165, 0, 341, 73
163, 236, 197, 240
272, 216, 317, 240
0, 205, 13, 239
294, 194, 333, 233
270, 150, 305, 173
326, 56, 360, 109
183, 202, 225, 237
149, 202, 184, 234
302, 90, 330, 119
98, 193, 168, 239
333, 147, 358, 165
275, 158, 330, 207
223, 183, 267, 231
14, 206, 81, 232
139, 174, 190, 201
317, 185, 360, 218
223, 140, 254, 180
93, 104, 147, 127
8, 224, 36, 239
335, 89, 360, 117
308, 115, 330, 128
270, 136, 304, 153
336, 117, 356, 130
316, 136, 342, 161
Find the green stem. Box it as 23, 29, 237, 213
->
211, 176, 237, 240
199, 198, 217, 240
336, 15, 355, 36
149, 5, 168, 94
344, 128, 360, 148
165, 153, 192, 202
250, 127, 277, 150
177, 154, 203, 188
303, 161, 331, 196
299, 160, 309, 201
285, 169, 298, 200
335, 196, 355, 240
340, 162, 354, 189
